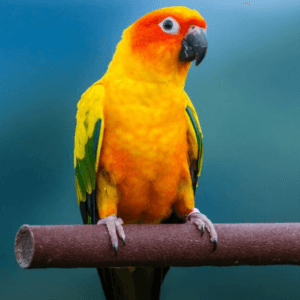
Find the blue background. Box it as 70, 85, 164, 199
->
1, 0, 300, 299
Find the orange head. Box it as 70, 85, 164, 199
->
107, 6, 208, 86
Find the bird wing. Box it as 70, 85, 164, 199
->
74, 82, 105, 224
185, 93, 204, 193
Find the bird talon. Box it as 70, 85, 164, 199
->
212, 239, 218, 251
97, 215, 126, 254
186, 208, 218, 250
113, 243, 118, 254
201, 225, 205, 235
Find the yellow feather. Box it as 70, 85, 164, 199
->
74, 5, 207, 221
185, 92, 203, 178
74, 82, 105, 168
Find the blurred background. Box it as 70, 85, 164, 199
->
1, 0, 300, 299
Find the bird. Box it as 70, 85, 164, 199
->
74, 6, 218, 299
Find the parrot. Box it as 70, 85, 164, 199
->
74, 6, 218, 300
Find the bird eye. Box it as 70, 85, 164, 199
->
163, 20, 173, 30
159, 17, 180, 35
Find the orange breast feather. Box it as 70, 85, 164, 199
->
99, 78, 190, 224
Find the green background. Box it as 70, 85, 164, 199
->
1, 0, 300, 299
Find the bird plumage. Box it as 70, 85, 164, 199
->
74, 6, 210, 299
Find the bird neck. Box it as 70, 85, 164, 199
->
105, 38, 191, 88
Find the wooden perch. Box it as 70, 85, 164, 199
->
15, 223, 300, 269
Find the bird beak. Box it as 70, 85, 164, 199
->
179, 26, 208, 66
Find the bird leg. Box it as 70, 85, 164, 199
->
186, 208, 218, 251
97, 215, 126, 254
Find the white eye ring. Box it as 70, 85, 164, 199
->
159, 17, 180, 35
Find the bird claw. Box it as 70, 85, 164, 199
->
212, 238, 218, 252
186, 208, 218, 251
201, 225, 205, 235
112, 243, 118, 255
97, 215, 126, 254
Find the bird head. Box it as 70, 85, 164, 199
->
107, 6, 207, 86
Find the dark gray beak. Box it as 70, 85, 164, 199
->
179, 26, 208, 66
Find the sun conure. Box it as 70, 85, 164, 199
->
74, 6, 218, 300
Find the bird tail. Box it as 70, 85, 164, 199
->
97, 267, 169, 300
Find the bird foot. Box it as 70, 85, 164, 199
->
186, 208, 218, 251
97, 215, 126, 254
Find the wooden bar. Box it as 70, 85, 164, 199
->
15, 223, 300, 269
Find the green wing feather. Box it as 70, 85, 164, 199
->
74, 83, 105, 224
185, 94, 203, 193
